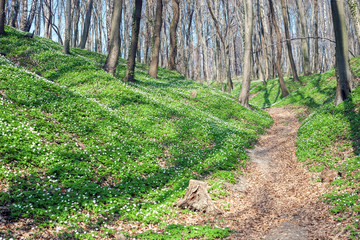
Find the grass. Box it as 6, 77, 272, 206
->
0, 26, 272, 239
249, 55, 360, 238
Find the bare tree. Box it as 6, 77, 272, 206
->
314, 0, 319, 73
269, 0, 289, 97
347, 0, 360, 44
281, 0, 300, 82
239, 0, 253, 108
103, 0, 123, 75
64, 0, 71, 54
168, 0, 180, 71
331, 0, 356, 105
149, 0, 163, 78
123, 0, 143, 82
296, 0, 311, 75
10, 0, 20, 28
0, 0, 5, 35
79, 0, 93, 49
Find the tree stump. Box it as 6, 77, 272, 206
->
190, 90, 197, 98
175, 180, 222, 215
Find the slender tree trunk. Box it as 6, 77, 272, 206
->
269, 0, 289, 97
314, 0, 319, 73
168, 0, 179, 70
79, 0, 93, 49
103, 0, 123, 75
331, 0, 356, 105
123, 0, 143, 82
34, 0, 41, 35
43, 0, 52, 39
239, 0, 253, 108
347, 0, 360, 44
296, 0, 311, 75
10, 0, 20, 28
20, 0, 27, 31
258, 0, 269, 81
24, 0, 38, 32
149, 0, 163, 78
72, 0, 80, 47
281, 0, 300, 82
63, 0, 71, 54
0, 0, 5, 35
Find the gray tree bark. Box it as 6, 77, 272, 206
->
24, 0, 38, 32
63, 0, 71, 54
239, 0, 253, 108
269, 0, 289, 97
149, 0, 163, 78
347, 0, 360, 44
331, 0, 356, 105
296, 0, 311, 75
103, 0, 123, 75
168, 0, 180, 71
79, 0, 93, 49
123, 0, 143, 82
281, 0, 300, 82
0, 0, 5, 35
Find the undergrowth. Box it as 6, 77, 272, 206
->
0, 26, 272, 239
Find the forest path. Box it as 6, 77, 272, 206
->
221, 107, 346, 239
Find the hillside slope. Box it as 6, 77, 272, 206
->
0, 27, 272, 239
250, 56, 360, 238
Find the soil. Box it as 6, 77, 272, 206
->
168, 107, 349, 239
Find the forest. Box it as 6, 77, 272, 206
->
1, 0, 360, 239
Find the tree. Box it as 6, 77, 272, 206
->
347, 0, 360, 44
314, 0, 319, 73
331, 0, 356, 105
123, 0, 143, 82
207, 0, 234, 92
0, 0, 5, 35
79, 0, 94, 49
103, 0, 123, 76
63, 0, 72, 54
149, 0, 163, 78
239, 0, 253, 108
296, 0, 311, 76
280, 0, 300, 82
168, 0, 180, 71
269, 0, 289, 97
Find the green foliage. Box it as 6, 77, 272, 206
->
0, 26, 272, 237
134, 224, 231, 240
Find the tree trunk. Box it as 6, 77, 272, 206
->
347, 0, 360, 45
258, 0, 270, 81
331, 0, 356, 105
239, 0, 253, 108
0, 0, 5, 35
79, 0, 93, 49
63, 0, 71, 54
43, 0, 52, 39
168, 0, 179, 71
20, 0, 27, 31
314, 0, 319, 73
72, 0, 80, 47
296, 0, 311, 75
269, 0, 289, 97
24, 0, 38, 32
123, 0, 143, 82
103, 0, 123, 75
10, 0, 20, 28
175, 180, 222, 216
281, 0, 300, 82
149, 0, 163, 78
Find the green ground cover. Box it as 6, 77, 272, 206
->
0, 26, 272, 239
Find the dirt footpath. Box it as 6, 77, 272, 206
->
222, 107, 347, 239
